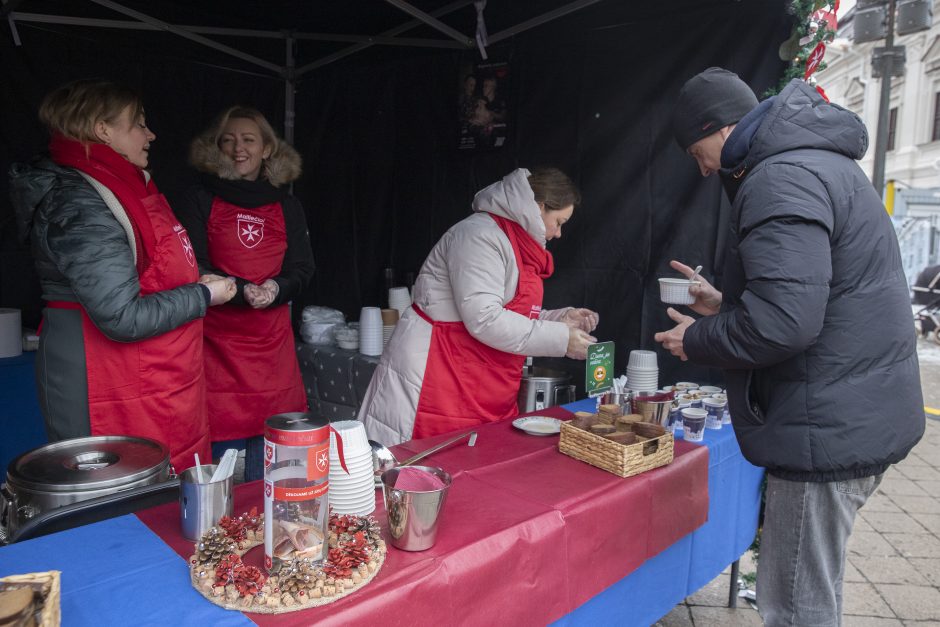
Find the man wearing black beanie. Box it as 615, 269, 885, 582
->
656, 68, 924, 626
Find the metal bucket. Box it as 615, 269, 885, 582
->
381, 465, 452, 551
633, 394, 673, 426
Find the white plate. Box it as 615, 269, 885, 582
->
512, 416, 562, 436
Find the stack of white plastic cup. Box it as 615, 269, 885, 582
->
388, 287, 412, 317
626, 350, 658, 392
328, 421, 376, 516
359, 307, 384, 356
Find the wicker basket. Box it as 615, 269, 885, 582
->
559, 421, 674, 477
0, 570, 61, 626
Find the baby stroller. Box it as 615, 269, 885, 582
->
913, 264, 940, 344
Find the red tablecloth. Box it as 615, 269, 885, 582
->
138, 407, 709, 626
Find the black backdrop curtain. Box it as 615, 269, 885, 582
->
0, 0, 791, 392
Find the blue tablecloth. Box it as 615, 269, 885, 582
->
553, 398, 764, 626
0, 353, 47, 472
0, 515, 251, 626
0, 399, 762, 626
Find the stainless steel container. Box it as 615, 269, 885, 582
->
381, 465, 452, 551
1, 435, 172, 541
179, 464, 233, 542
518, 367, 575, 413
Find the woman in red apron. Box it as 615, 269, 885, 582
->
9, 79, 237, 471
175, 106, 315, 481
358, 168, 599, 445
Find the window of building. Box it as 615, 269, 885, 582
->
887, 107, 897, 151
933, 93, 940, 141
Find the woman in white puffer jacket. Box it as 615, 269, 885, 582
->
359, 167, 598, 445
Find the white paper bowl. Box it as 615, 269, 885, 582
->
658, 278, 701, 305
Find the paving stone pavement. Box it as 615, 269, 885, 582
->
653, 337, 940, 626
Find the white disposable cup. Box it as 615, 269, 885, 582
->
699, 385, 723, 395
628, 350, 658, 369
330, 420, 369, 450
360, 306, 382, 324
670, 401, 692, 433
681, 408, 707, 442
702, 397, 726, 430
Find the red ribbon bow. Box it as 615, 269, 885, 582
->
329, 425, 350, 474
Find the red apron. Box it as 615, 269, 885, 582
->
411, 214, 553, 439
49, 193, 208, 473
202, 197, 307, 441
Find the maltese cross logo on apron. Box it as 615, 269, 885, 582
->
175, 226, 196, 267
237, 216, 265, 248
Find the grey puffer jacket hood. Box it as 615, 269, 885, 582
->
683, 79, 924, 481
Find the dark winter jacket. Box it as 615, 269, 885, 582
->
174, 133, 314, 307
684, 79, 925, 482
9, 158, 207, 439
10, 158, 207, 337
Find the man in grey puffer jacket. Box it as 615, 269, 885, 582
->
656, 68, 925, 626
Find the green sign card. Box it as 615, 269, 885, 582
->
585, 341, 615, 397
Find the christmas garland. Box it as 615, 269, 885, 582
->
189, 508, 386, 614
769, 0, 839, 97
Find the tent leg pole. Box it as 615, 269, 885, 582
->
728, 559, 740, 608
284, 34, 296, 146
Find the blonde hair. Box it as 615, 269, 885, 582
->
528, 167, 581, 211
38, 79, 144, 143
207, 106, 285, 178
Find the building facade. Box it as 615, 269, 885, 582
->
817, 2, 940, 286
818, 1, 940, 188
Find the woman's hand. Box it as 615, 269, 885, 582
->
565, 328, 597, 360
653, 307, 695, 361
670, 260, 722, 316
203, 277, 237, 306
244, 279, 279, 309
562, 308, 599, 333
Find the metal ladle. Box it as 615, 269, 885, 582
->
370, 430, 478, 477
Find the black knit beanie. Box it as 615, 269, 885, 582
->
672, 67, 758, 151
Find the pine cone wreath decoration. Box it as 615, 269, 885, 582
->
193, 527, 239, 568
218, 506, 262, 543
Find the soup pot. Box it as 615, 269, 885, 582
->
518, 367, 576, 413
0, 435, 175, 543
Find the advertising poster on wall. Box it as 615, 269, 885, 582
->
458, 60, 509, 150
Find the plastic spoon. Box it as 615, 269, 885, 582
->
689, 265, 703, 284
194, 453, 205, 483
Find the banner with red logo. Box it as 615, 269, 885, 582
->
804, 42, 826, 80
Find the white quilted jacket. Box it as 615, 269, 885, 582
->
359, 169, 571, 445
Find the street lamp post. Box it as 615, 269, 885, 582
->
871, 0, 896, 195
854, 0, 931, 195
